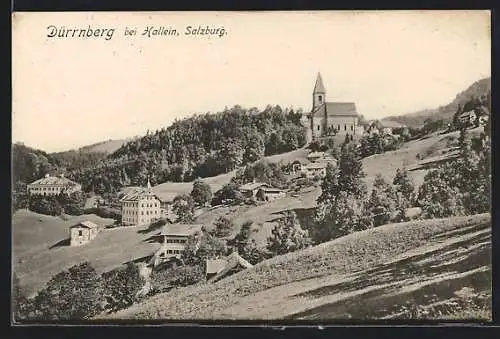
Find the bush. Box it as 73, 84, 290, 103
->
213, 216, 234, 238
150, 264, 204, 294
28, 262, 103, 320
267, 211, 312, 256
190, 178, 212, 207
28, 195, 62, 216
101, 263, 145, 313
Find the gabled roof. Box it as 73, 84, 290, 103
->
259, 187, 285, 193
207, 252, 253, 283
313, 72, 326, 93
239, 182, 270, 191
120, 186, 159, 202
312, 102, 358, 117
206, 258, 227, 274
160, 223, 203, 237
307, 151, 327, 158
28, 175, 80, 187
71, 220, 99, 229
379, 120, 407, 129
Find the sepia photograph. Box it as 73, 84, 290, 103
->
11, 10, 491, 323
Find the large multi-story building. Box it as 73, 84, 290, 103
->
27, 174, 82, 196
120, 180, 162, 226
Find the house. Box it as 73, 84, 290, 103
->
206, 251, 253, 283
457, 110, 478, 128
256, 187, 286, 202
306, 151, 326, 162
69, 221, 100, 246
151, 223, 204, 266
84, 195, 103, 209
366, 120, 408, 136
302, 162, 328, 179
238, 181, 271, 199
309, 72, 363, 140
27, 174, 82, 196
120, 179, 162, 226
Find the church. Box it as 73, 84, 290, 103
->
308, 72, 363, 141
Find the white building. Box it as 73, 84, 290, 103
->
151, 223, 204, 266
27, 174, 82, 196
69, 221, 100, 246
120, 180, 162, 226
302, 162, 328, 179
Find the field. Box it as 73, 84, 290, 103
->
101, 213, 491, 320
12, 210, 162, 297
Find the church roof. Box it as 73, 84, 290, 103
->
313, 73, 326, 93
312, 102, 358, 117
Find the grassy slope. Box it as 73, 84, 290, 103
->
102, 213, 490, 320
12, 210, 161, 297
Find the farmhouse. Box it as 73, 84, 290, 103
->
457, 110, 478, 128
290, 159, 309, 173
151, 223, 204, 266
366, 120, 408, 136
302, 162, 327, 179
257, 187, 286, 202
27, 174, 82, 196
69, 221, 100, 246
238, 182, 271, 199
206, 251, 253, 283
309, 72, 363, 140
120, 179, 162, 226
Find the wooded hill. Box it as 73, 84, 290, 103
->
382, 77, 491, 128
14, 105, 307, 195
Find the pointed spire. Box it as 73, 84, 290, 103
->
314, 72, 326, 93
147, 176, 152, 191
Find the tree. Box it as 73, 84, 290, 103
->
172, 194, 195, 223
368, 175, 397, 226
314, 191, 373, 242
101, 263, 145, 313
213, 216, 234, 238
392, 168, 415, 221
31, 262, 103, 320
28, 195, 63, 216
317, 163, 341, 205
182, 231, 227, 266
190, 178, 212, 207
417, 167, 465, 219
336, 142, 367, 200
211, 182, 243, 206
267, 211, 312, 256
12, 273, 29, 321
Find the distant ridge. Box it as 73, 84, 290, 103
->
381, 77, 491, 128
78, 137, 137, 154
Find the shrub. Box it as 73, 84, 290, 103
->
101, 263, 145, 313
190, 179, 212, 207
267, 211, 312, 256
150, 264, 204, 294
213, 216, 234, 238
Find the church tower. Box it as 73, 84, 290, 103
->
313, 72, 326, 110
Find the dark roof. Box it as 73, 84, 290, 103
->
239, 182, 270, 191
313, 72, 326, 93
312, 102, 358, 117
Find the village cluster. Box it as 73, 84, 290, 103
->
22, 72, 488, 284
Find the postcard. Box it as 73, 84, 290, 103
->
11, 10, 491, 323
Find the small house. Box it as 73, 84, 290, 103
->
238, 182, 271, 199
457, 110, 477, 128
256, 187, 286, 202
302, 162, 328, 179
206, 252, 253, 283
69, 221, 100, 246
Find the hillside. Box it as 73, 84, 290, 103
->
101, 213, 491, 320
382, 77, 491, 128
77, 138, 133, 154
12, 210, 160, 298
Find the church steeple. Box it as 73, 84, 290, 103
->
313, 72, 326, 110
146, 177, 152, 192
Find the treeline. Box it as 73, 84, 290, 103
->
68, 105, 307, 194
14, 192, 87, 216
12, 143, 55, 184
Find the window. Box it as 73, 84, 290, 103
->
338, 124, 340, 130
317, 125, 320, 131
351, 125, 353, 131
78, 230, 82, 236
318, 95, 322, 103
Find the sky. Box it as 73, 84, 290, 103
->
12, 11, 490, 152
